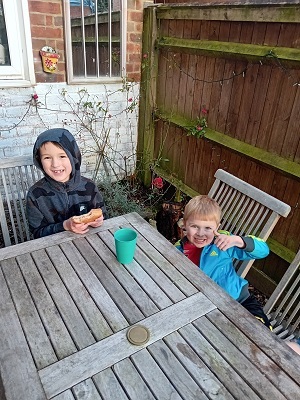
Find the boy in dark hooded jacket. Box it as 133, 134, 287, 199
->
26, 128, 108, 238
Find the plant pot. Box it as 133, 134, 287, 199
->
40, 50, 60, 73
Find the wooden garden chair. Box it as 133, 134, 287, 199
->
208, 169, 291, 278
0, 155, 42, 247
263, 250, 300, 341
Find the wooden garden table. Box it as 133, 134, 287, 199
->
0, 212, 299, 400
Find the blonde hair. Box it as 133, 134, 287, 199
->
183, 195, 221, 225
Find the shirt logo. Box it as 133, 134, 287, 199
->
210, 250, 218, 256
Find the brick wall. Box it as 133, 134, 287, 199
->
28, 0, 65, 83
127, 0, 148, 81
28, 0, 153, 83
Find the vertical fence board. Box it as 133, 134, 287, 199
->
216, 61, 234, 132
268, 83, 297, 157
282, 89, 300, 163
255, 68, 284, 149
245, 64, 272, 146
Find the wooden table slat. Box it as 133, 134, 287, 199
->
71, 378, 102, 400
83, 233, 160, 318
52, 390, 75, 400
130, 232, 194, 302
98, 229, 175, 308
124, 214, 198, 296
194, 315, 288, 400
147, 340, 210, 400
39, 292, 216, 398
0, 268, 47, 400
1, 258, 57, 369
16, 252, 77, 359
73, 236, 147, 324
130, 348, 184, 400
0, 215, 129, 262
93, 368, 130, 400
46, 244, 114, 340
176, 257, 300, 383
60, 240, 129, 333
160, 331, 235, 400
205, 308, 300, 399
178, 323, 261, 400
32, 248, 96, 350
113, 358, 157, 400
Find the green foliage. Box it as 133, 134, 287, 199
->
98, 173, 171, 220
97, 0, 108, 12
99, 177, 147, 218
186, 108, 208, 138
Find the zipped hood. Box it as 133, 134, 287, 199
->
33, 128, 81, 189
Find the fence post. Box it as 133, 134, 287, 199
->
136, 5, 158, 186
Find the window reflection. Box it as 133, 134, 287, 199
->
0, 0, 11, 65
69, 0, 121, 78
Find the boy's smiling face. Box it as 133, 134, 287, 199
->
184, 216, 219, 248
39, 141, 72, 183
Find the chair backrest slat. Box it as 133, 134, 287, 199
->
235, 198, 256, 234
208, 169, 291, 277
1, 169, 19, 243
263, 250, 300, 340
14, 167, 29, 242
9, 167, 26, 242
0, 191, 11, 246
246, 205, 265, 235
0, 156, 42, 247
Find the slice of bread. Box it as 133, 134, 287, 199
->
72, 209, 103, 224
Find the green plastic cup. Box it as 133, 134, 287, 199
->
114, 228, 137, 264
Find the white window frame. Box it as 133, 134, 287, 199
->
64, 0, 126, 84
0, 0, 35, 87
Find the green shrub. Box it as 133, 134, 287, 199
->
99, 178, 150, 218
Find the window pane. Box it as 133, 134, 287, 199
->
0, 0, 11, 66
98, 0, 109, 77
69, 0, 121, 78
111, 0, 121, 77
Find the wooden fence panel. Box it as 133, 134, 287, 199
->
138, 2, 300, 292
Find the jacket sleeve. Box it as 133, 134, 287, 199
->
227, 234, 270, 260
26, 192, 65, 239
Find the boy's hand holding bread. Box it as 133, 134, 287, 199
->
63, 208, 104, 234
72, 208, 103, 224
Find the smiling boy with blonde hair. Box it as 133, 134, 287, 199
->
176, 195, 271, 328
